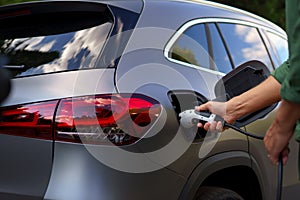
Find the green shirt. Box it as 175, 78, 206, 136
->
271, 0, 300, 141
280, 0, 300, 103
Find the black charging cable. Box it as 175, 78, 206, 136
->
224, 122, 283, 200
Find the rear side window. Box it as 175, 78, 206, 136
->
0, 2, 113, 77
169, 23, 232, 74
170, 24, 210, 69
218, 23, 273, 71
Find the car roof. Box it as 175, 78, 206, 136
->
0, 0, 286, 36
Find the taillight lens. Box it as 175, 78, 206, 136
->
0, 100, 58, 139
55, 94, 162, 146
0, 94, 161, 146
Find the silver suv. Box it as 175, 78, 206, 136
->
0, 0, 297, 200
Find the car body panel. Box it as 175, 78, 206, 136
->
44, 142, 186, 200
2, 69, 116, 107
0, 135, 52, 200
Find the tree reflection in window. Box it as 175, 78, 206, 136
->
169, 24, 210, 70
0, 22, 112, 77
1, 39, 59, 77
171, 44, 199, 66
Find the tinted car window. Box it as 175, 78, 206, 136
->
170, 24, 210, 69
169, 23, 232, 74
208, 23, 232, 73
0, 11, 113, 77
218, 23, 273, 70
265, 31, 288, 65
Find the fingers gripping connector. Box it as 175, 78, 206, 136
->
179, 109, 218, 128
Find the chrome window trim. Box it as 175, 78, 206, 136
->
164, 18, 287, 75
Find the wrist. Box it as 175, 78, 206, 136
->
226, 96, 245, 120
225, 98, 242, 123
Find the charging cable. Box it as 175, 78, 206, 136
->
225, 122, 283, 200
179, 109, 283, 200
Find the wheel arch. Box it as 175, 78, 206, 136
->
179, 151, 263, 200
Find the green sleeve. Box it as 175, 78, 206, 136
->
280, 0, 300, 103
271, 61, 290, 84
281, 66, 300, 103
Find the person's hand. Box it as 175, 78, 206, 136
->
195, 101, 238, 132
264, 100, 300, 165
264, 119, 293, 165
195, 101, 224, 132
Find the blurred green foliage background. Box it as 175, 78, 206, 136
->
0, 0, 286, 29
0, 0, 34, 6
213, 0, 286, 29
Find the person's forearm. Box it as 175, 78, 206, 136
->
196, 76, 282, 126
226, 76, 281, 120
276, 100, 300, 128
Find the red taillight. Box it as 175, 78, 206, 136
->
0, 100, 58, 139
55, 94, 162, 146
0, 94, 161, 146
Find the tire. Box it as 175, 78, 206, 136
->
194, 186, 244, 200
